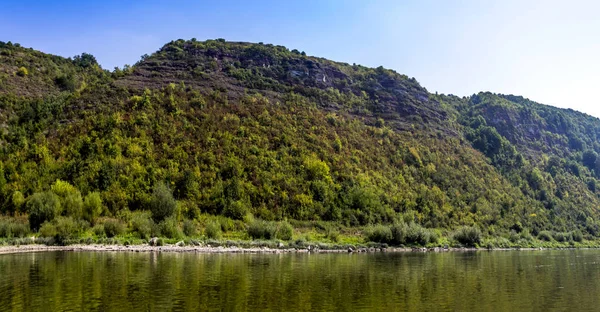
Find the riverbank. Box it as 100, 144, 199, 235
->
0, 242, 573, 255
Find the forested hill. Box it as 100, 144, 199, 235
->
1, 38, 600, 244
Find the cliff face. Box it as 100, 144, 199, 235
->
2, 38, 600, 238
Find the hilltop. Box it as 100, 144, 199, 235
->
0, 38, 599, 247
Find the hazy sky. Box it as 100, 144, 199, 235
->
2, 0, 600, 117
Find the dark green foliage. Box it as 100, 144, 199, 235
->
204, 221, 221, 239
39, 216, 85, 243
150, 182, 177, 223
159, 217, 183, 239
365, 225, 393, 244
83, 192, 103, 224
223, 200, 249, 220
247, 220, 277, 240
102, 219, 125, 238
393, 222, 438, 246
366, 222, 438, 246
452, 226, 482, 247
183, 219, 198, 237
0, 217, 29, 238
129, 211, 153, 239
27, 192, 62, 231
276, 221, 294, 241
552, 232, 572, 243
537, 231, 554, 242
572, 230, 584, 242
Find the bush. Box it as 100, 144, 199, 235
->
39, 217, 84, 243
326, 227, 340, 242
92, 224, 105, 237
572, 230, 584, 242
553, 232, 572, 243
102, 218, 125, 238
366, 224, 393, 244
63, 193, 83, 219
50, 180, 83, 219
183, 219, 198, 237
55, 73, 77, 91
389, 222, 437, 246
150, 182, 177, 223
130, 211, 153, 239
0, 218, 29, 238
275, 221, 294, 241
27, 192, 62, 231
16, 67, 28, 76
537, 230, 554, 242
204, 221, 221, 239
83, 192, 103, 224
248, 220, 276, 240
223, 200, 248, 220
452, 226, 482, 247
160, 217, 183, 239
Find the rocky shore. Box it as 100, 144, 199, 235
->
0, 243, 549, 255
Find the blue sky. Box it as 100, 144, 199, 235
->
2, 0, 600, 117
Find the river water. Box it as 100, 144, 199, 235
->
0, 250, 599, 311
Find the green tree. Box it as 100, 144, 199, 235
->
27, 192, 62, 230
83, 192, 103, 224
150, 182, 177, 223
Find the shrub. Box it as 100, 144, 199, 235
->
50, 180, 83, 219
553, 232, 572, 243
102, 218, 125, 238
275, 221, 294, 241
572, 230, 584, 242
83, 192, 103, 224
452, 226, 482, 247
248, 220, 276, 240
39, 222, 57, 238
223, 200, 248, 220
16, 67, 28, 76
55, 73, 77, 91
159, 217, 183, 239
39, 217, 84, 243
0, 218, 29, 238
150, 182, 177, 223
390, 222, 437, 246
183, 219, 198, 237
537, 230, 554, 242
130, 211, 153, 239
63, 193, 83, 219
11, 191, 25, 213
27, 192, 62, 231
366, 224, 393, 244
204, 221, 221, 239
92, 224, 105, 237
326, 228, 340, 243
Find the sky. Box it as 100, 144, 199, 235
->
1, 0, 600, 117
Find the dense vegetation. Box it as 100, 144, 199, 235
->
1, 38, 599, 248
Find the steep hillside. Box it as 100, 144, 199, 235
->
0, 38, 599, 246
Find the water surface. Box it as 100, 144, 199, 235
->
1, 250, 599, 311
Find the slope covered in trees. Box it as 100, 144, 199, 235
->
0, 39, 598, 246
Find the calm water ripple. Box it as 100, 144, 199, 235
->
1, 250, 600, 311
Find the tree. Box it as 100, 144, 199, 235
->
27, 192, 62, 230
73, 53, 98, 68
582, 150, 598, 170
150, 182, 177, 223
83, 192, 103, 224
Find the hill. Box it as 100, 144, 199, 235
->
0, 38, 599, 247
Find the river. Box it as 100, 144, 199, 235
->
0, 250, 599, 311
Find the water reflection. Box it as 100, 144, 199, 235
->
0, 250, 600, 311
